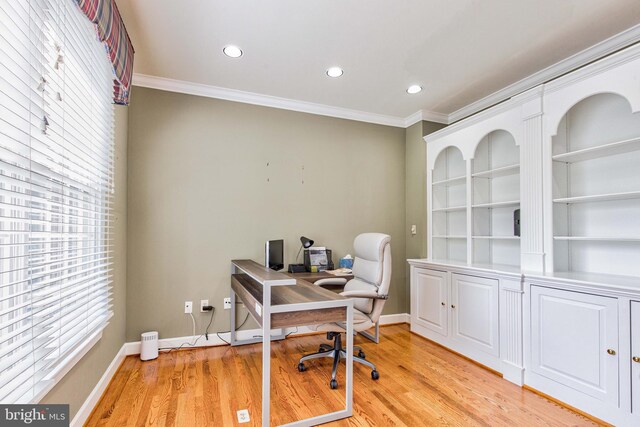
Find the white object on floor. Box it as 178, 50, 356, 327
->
140, 331, 158, 361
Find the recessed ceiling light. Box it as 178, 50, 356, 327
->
223, 45, 243, 58
407, 85, 422, 94
326, 67, 344, 78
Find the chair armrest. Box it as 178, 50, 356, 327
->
314, 278, 348, 286
340, 290, 389, 300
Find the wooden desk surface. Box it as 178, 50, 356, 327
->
231, 274, 347, 329
232, 259, 296, 286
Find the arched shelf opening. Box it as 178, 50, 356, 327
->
552, 93, 640, 276
471, 130, 520, 268
431, 146, 467, 263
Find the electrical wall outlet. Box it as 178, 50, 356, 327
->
224, 297, 231, 310
200, 299, 209, 312
184, 301, 193, 314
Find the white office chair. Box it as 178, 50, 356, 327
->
297, 233, 391, 389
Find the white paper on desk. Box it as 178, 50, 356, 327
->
309, 247, 328, 266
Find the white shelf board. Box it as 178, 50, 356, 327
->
526, 271, 640, 293
433, 235, 467, 239
432, 205, 467, 213
471, 200, 520, 209
432, 175, 466, 186
552, 136, 640, 163
472, 236, 521, 240
472, 164, 519, 179
554, 236, 640, 242
553, 190, 640, 204
409, 258, 522, 277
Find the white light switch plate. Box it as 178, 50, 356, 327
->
237, 409, 250, 423
411, 224, 417, 235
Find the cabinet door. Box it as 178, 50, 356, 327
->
531, 286, 618, 404
632, 301, 640, 414
412, 268, 448, 336
450, 274, 499, 356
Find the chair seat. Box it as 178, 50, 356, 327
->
308, 308, 374, 333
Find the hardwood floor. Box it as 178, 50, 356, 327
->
86, 325, 598, 426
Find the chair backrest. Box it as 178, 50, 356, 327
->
345, 233, 391, 323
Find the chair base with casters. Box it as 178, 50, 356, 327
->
297, 332, 379, 389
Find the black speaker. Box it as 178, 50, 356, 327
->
514, 209, 521, 237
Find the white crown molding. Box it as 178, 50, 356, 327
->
133, 74, 414, 128
448, 24, 640, 123
404, 109, 450, 127
543, 41, 640, 94
133, 74, 449, 128
424, 87, 542, 143
133, 25, 640, 130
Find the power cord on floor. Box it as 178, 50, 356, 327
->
249, 326, 299, 341
159, 308, 216, 353
285, 327, 298, 337
216, 312, 250, 345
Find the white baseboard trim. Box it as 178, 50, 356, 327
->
124, 313, 411, 356
71, 313, 410, 425
70, 344, 127, 427
380, 312, 410, 325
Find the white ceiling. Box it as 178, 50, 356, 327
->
116, 0, 640, 123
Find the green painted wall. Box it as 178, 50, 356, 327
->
404, 120, 446, 311
125, 87, 408, 340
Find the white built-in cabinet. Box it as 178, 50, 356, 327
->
410, 261, 523, 382
411, 43, 640, 425
412, 268, 501, 361
412, 268, 448, 336
450, 273, 499, 358
529, 286, 618, 405
632, 301, 640, 415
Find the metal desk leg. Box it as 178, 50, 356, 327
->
277, 300, 354, 427
262, 284, 272, 426
345, 304, 354, 416
230, 289, 238, 345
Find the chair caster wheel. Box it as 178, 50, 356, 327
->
330, 379, 338, 389
297, 363, 306, 372
358, 350, 366, 359
371, 370, 380, 380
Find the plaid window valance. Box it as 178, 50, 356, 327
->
76, 0, 134, 105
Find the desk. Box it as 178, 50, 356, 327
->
286, 271, 380, 344
230, 259, 354, 427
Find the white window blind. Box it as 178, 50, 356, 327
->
0, 0, 115, 403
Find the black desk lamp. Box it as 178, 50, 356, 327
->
289, 236, 314, 273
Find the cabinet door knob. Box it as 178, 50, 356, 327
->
633, 356, 640, 363
451, 304, 456, 309
441, 302, 445, 306
607, 349, 616, 356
